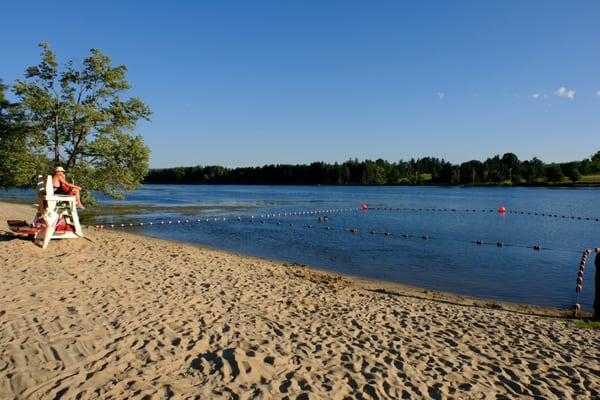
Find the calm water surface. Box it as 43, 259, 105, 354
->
4, 185, 599, 310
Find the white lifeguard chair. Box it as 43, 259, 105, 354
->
34, 175, 84, 249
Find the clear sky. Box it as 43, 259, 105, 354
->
2, 1, 599, 168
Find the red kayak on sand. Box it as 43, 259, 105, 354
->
7, 220, 41, 235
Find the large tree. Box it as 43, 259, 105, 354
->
10, 43, 151, 201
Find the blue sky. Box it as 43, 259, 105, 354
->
2, 1, 599, 168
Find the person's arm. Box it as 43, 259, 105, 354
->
59, 175, 80, 190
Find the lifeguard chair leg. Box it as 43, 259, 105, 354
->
69, 200, 84, 237
40, 212, 59, 249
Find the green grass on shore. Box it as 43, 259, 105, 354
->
577, 174, 600, 184
573, 319, 600, 329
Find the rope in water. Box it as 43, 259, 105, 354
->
91, 206, 363, 229
301, 223, 552, 251
370, 207, 600, 222
91, 205, 600, 230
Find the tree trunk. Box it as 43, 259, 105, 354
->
54, 112, 60, 165
594, 252, 600, 321
66, 129, 85, 170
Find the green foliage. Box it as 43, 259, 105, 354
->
563, 164, 582, 183
0, 80, 50, 188
590, 151, 600, 173
438, 164, 458, 184
5, 43, 151, 201
521, 157, 545, 184
459, 160, 484, 184
146, 150, 600, 186
545, 164, 564, 183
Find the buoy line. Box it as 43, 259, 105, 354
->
91, 204, 600, 230
294, 223, 562, 252
572, 247, 600, 316
90, 204, 594, 255
90, 206, 363, 229
369, 207, 600, 222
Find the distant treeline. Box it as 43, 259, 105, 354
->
145, 151, 600, 185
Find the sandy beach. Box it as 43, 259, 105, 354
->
1, 201, 599, 399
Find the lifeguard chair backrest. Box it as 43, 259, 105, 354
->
36, 175, 45, 193
35, 175, 48, 213
44, 175, 54, 196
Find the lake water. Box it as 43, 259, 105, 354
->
3, 185, 599, 310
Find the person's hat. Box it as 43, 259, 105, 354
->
55, 166, 65, 172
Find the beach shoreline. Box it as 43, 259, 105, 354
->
3, 199, 576, 317
1, 200, 598, 399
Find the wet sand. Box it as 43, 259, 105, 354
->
1, 201, 598, 399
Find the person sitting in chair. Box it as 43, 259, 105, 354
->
52, 166, 85, 209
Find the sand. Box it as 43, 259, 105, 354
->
0, 201, 599, 399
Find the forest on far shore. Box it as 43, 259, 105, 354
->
145, 151, 600, 186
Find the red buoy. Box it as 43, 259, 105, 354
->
498, 206, 506, 213
361, 203, 368, 211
